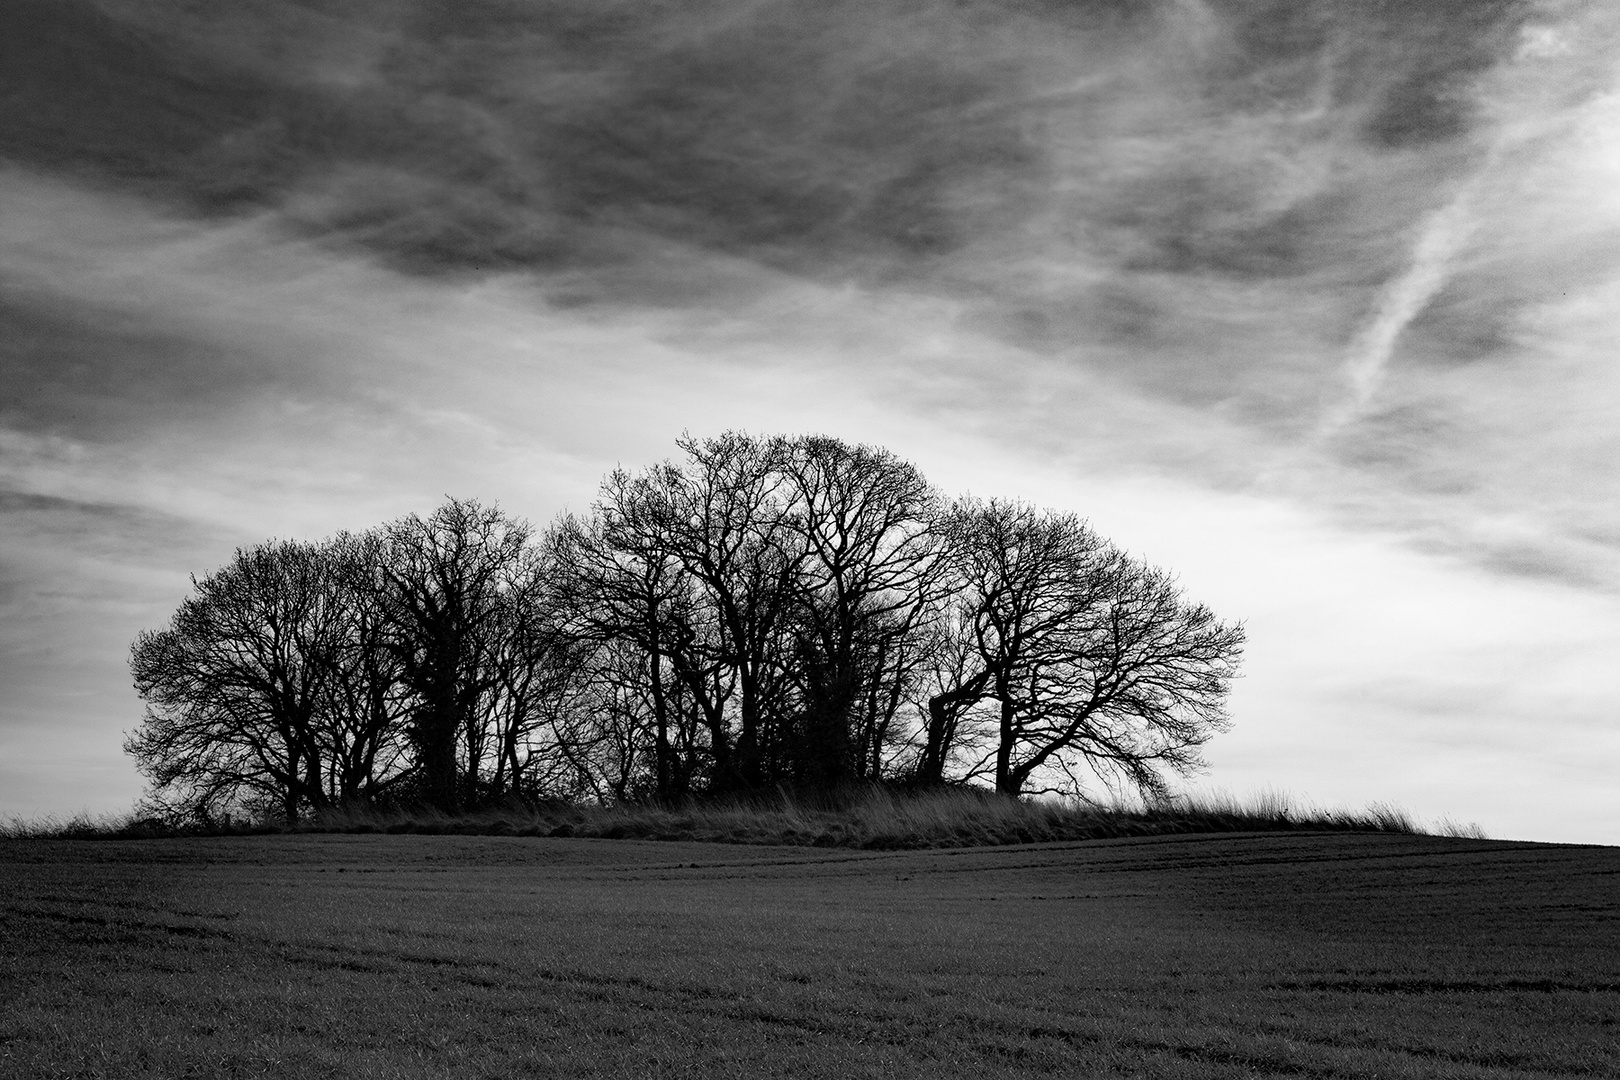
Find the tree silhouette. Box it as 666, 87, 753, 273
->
776, 435, 945, 789
930, 499, 1244, 798
128, 540, 352, 823
127, 435, 1245, 821
369, 499, 549, 813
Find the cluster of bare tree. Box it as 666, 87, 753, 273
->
127, 433, 1245, 822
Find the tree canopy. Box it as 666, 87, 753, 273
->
127, 433, 1244, 821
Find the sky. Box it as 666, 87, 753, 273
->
3, 0, 1618, 843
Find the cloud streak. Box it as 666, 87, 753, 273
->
1320, 166, 1485, 438
7, 0, 1616, 584
5, 0, 1620, 838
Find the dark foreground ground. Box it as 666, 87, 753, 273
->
1, 833, 1615, 1079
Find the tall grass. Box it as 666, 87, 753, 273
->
0, 811, 153, 840
1433, 815, 1491, 840
3, 788, 1488, 847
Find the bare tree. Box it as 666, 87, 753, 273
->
547, 488, 720, 801
368, 498, 536, 813
775, 434, 946, 788
550, 432, 949, 794
930, 499, 1245, 799
619, 433, 808, 791
312, 531, 413, 806
127, 438, 1245, 817
473, 544, 579, 802
913, 603, 994, 788
127, 540, 348, 823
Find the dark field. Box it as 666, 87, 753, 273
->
1, 833, 1615, 1079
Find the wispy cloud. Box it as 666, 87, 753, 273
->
5, 0, 1620, 837
4, 0, 1613, 563
1319, 168, 1486, 438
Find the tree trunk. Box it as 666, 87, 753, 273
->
735, 667, 764, 790
918, 670, 989, 786
282, 747, 302, 825
413, 687, 461, 813
648, 644, 673, 801
994, 690, 1018, 796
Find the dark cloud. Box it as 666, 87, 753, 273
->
1401, 282, 1521, 366
0, 285, 282, 441
1209, 0, 1523, 141
2, 0, 1529, 287
1340, 1, 1523, 149
13, 0, 1609, 595
0, 0, 275, 189
0, 487, 220, 569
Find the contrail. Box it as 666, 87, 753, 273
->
1315, 172, 1484, 440
1311, 12, 1593, 446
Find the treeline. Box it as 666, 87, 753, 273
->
127, 433, 1244, 823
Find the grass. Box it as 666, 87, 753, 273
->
0, 812, 147, 841
1, 787, 1479, 847
1, 830, 1614, 1078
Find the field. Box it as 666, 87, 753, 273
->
1, 832, 1616, 1079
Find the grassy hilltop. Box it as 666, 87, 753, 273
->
4, 787, 1462, 848
2, 829, 1615, 1079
